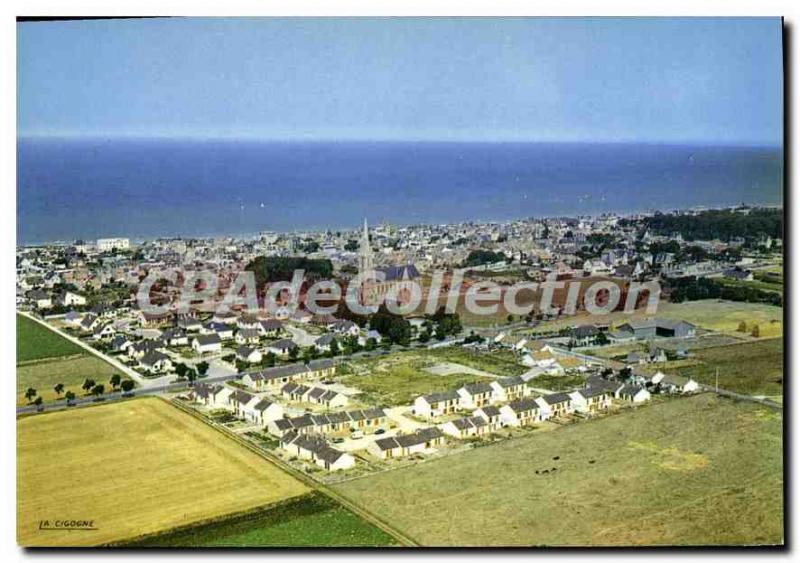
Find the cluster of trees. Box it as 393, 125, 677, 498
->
370, 305, 412, 346
245, 256, 334, 288
418, 307, 463, 343
463, 250, 506, 268
667, 276, 782, 307
174, 361, 208, 384
24, 373, 136, 408
643, 209, 782, 242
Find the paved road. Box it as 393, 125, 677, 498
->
17, 370, 247, 415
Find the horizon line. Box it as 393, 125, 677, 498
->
17, 132, 783, 149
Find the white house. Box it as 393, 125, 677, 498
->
657, 374, 700, 394
236, 346, 263, 364
139, 350, 173, 374
456, 382, 494, 409
535, 393, 573, 418
413, 390, 461, 419
240, 397, 284, 425
490, 376, 527, 402
192, 333, 222, 354
569, 387, 613, 414
367, 427, 445, 459
192, 383, 234, 408
472, 405, 504, 431
56, 290, 87, 307
236, 328, 262, 345
265, 339, 297, 358
440, 416, 488, 439
305, 386, 349, 409
280, 431, 356, 472
619, 384, 651, 403
499, 398, 544, 427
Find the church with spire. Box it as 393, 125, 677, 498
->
357, 218, 420, 307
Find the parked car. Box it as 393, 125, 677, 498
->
350, 430, 364, 439
374, 428, 386, 435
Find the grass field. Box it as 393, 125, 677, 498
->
334, 394, 783, 546
528, 299, 783, 339
129, 493, 397, 547
16, 354, 127, 406
17, 314, 84, 363
670, 338, 783, 397
341, 354, 494, 406
424, 347, 527, 377
17, 398, 309, 546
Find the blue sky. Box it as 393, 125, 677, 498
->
17, 17, 783, 145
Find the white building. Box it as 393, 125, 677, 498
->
96, 238, 130, 252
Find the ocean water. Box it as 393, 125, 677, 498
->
17, 138, 783, 244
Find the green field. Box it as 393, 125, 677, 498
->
341, 356, 493, 406
671, 338, 783, 397
129, 493, 397, 547
340, 348, 523, 406
17, 354, 128, 406
424, 347, 526, 376
334, 394, 783, 546
17, 314, 83, 363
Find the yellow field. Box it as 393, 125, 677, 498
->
17, 398, 309, 546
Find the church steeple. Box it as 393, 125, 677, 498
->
358, 218, 374, 277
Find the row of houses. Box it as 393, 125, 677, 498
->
268, 407, 388, 437
413, 375, 527, 418
240, 359, 336, 391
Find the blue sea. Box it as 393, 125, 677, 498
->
17, 138, 783, 245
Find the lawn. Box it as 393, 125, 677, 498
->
334, 394, 783, 546
670, 338, 783, 397
341, 353, 494, 406
17, 398, 309, 546
128, 493, 397, 547
16, 354, 128, 406
17, 314, 84, 363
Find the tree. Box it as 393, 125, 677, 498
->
364, 337, 377, 351
64, 390, 76, 404
186, 369, 198, 386
33, 396, 44, 410
109, 373, 121, 390
263, 351, 277, 367
174, 363, 188, 379
288, 346, 300, 361
120, 380, 135, 395
737, 321, 748, 333
82, 378, 95, 393
751, 324, 760, 338
90, 384, 105, 399
329, 338, 340, 357
196, 361, 210, 377
25, 387, 37, 403
53, 383, 64, 397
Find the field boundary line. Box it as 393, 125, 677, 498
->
17, 352, 85, 367
165, 397, 419, 547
